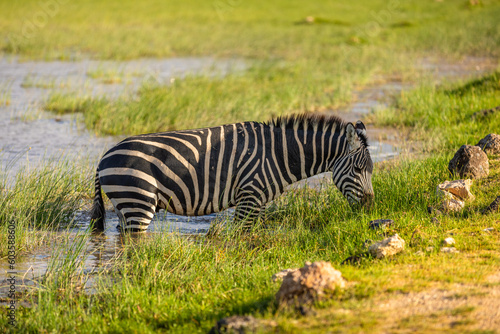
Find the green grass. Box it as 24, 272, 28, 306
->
44, 64, 358, 135
1, 0, 499, 61
1, 1, 500, 332
372, 71, 500, 152
0, 85, 11, 106
3, 0, 498, 137
2, 151, 499, 333
0, 159, 92, 256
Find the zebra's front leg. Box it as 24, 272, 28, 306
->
234, 196, 266, 231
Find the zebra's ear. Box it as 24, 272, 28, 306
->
355, 121, 367, 137
346, 123, 361, 151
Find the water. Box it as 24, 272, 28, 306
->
0, 56, 245, 176
0, 55, 496, 295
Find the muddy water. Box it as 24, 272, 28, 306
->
0, 56, 497, 295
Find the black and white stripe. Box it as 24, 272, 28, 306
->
91, 114, 374, 231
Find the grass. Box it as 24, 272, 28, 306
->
0, 85, 11, 106
1, 0, 499, 61
1, 0, 500, 332
87, 66, 126, 84
371, 71, 500, 152
1, 0, 494, 137
0, 159, 92, 256
1, 152, 499, 333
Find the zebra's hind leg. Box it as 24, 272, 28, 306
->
110, 199, 156, 233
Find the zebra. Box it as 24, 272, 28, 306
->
90, 114, 374, 232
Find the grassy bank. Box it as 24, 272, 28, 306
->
372, 71, 500, 152
2, 151, 499, 333
13, 0, 494, 136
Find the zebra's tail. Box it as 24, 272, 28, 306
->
90, 168, 105, 231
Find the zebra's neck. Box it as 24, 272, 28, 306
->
272, 121, 347, 185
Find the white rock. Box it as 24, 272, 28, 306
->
436, 179, 475, 201
442, 237, 455, 246
440, 247, 459, 253
275, 261, 346, 305
368, 234, 406, 259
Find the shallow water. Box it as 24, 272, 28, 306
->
0, 56, 245, 176
0, 55, 497, 295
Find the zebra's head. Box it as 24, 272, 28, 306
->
331, 121, 374, 207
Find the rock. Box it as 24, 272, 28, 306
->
440, 247, 459, 254
482, 196, 500, 214
427, 206, 443, 216
483, 227, 495, 232
440, 198, 465, 212
476, 134, 500, 155
426, 246, 435, 252
275, 261, 346, 306
368, 234, 406, 259
448, 145, 489, 179
442, 237, 455, 246
209, 315, 260, 334
341, 255, 363, 265
436, 179, 475, 201
431, 217, 440, 225
272, 268, 298, 282
368, 219, 394, 230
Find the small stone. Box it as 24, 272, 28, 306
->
431, 217, 440, 225
440, 247, 459, 253
483, 227, 495, 232
426, 246, 435, 252
341, 255, 363, 265
209, 315, 260, 334
368, 234, 406, 259
272, 268, 298, 282
472, 106, 500, 120
368, 219, 394, 230
448, 145, 489, 179
482, 196, 500, 214
436, 179, 475, 201
276, 261, 346, 306
476, 133, 500, 155
427, 206, 443, 216
442, 237, 455, 246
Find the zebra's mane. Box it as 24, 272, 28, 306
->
267, 113, 368, 146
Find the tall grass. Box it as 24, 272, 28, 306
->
0, 159, 92, 256
4, 153, 498, 333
